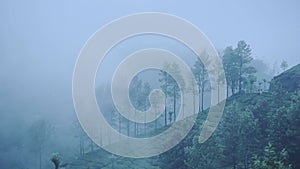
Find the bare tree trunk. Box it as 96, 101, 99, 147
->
118, 114, 121, 134
144, 113, 147, 135
154, 104, 157, 131
164, 106, 167, 126
231, 80, 235, 95
218, 81, 220, 103
173, 86, 176, 122
90, 139, 94, 152
134, 109, 137, 136
238, 67, 242, 93
239, 79, 242, 92
82, 140, 85, 156
201, 85, 204, 112
233, 157, 237, 169
227, 84, 229, 98
127, 120, 130, 136
39, 149, 42, 169
80, 136, 85, 157
201, 67, 205, 112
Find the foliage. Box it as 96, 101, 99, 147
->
253, 143, 292, 169
183, 62, 300, 169
280, 60, 289, 72
192, 52, 210, 112
270, 63, 300, 92
184, 135, 222, 169
65, 44, 300, 169
222, 41, 256, 95
51, 153, 61, 169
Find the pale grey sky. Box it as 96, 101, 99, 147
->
1, 0, 299, 119
1, 0, 299, 66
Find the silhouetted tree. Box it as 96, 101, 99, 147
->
192, 53, 210, 112
50, 153, 61, 169
28, 119, 53, 169
159, 63, 180, 124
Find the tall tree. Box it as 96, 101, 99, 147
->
72, 120, 97, 155
222, 41, 256, 95
222, 46, 239, 96
159, 70, 170, 126
192, 52, 210, 112
234, 40, 256, 93
28, 119, 53, 169
129, 76, 151, 135
129, 76, 142, 136
215, 52, 227, 103
159, 63, 180, 124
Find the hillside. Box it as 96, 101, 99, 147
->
64, 64, 300, 169
64, 150, 159, 169
270, 63, 300, 92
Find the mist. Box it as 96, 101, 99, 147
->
1, 1, 300, 169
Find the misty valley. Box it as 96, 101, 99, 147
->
1, 39, 300, 169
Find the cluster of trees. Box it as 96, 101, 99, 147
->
156, 41, 299, 169
91, 40, 281, 146
3, 117, 98, 169
159, 63, 180, 126
182, 89, 300, 169
27, 119, 54, 169
0, 118, 58, 169
222, 41, 256, 95
89, 40, 275, 153
5, 40, 296, 169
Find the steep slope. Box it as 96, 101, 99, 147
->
64, 64, 300, 169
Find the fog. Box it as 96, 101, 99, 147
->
1, 0, 300, 169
